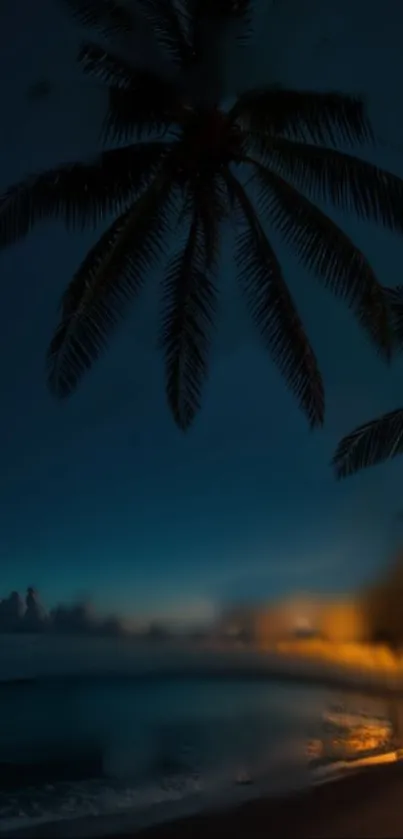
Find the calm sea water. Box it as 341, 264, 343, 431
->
0, 649, 397, 837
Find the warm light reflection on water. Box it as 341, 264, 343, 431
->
308, 697, 398, 769
2, 675, 403, 835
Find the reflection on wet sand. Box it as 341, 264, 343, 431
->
308, 696, 403, 769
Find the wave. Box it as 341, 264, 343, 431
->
2, 743, 392, 838
0, 671, 396, 837
0, 736, 311, 837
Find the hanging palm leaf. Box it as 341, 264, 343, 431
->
102, 76, 181, 143
230, 88, 374, 147
0, 142, 171, 244
77, 42, 140, 88
333, 410, 403, 479
225, 168, 324, 428
48, 174, 176, 396
264, 138, 403, 231
64, 0, 134, 37
332, 285, 403, 479
138, 0, 193, 66
160, 206, 218, 429
0, 0, 402, 430
385, 286, 403, 346
249, 159, 391, 355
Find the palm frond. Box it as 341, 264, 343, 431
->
78, 42, 140, 88
160, 174, 224, 429
0, 142, 170, 246
266, 137, 403, 233
160, 197, 218, 430
332, 409, 403, 478
181, 175, 228, 263
63, 0, 134, 37
47, 176, 175, 397
102, 76, 180, 143
385, 286, 403, 346
138, 0, 192, 66
248, 158, 392, 357
224, 168, 324, 428
230, 88, 373, 147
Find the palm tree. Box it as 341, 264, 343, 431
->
2, 0, 403, 431
333, 287, 403, 478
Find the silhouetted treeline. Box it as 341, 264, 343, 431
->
0, 587, 126, 637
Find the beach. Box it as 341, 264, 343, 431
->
133, 760, 403, 839
6, 760, 403, 839
3, 642, 403, 837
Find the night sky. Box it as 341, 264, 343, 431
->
0, 0, 403, 625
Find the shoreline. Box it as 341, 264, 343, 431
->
2, 661, 403, 700
2, 637, 403, 698
5, 758, 403, 839
131, 759, 403, 839
4, 657, 403, 839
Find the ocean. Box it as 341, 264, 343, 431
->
0, 639, 398, 837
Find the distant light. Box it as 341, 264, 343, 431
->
295, 616, 312, 631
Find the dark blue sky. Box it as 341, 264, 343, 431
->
1, 0, 403, 625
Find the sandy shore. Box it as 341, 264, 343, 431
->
130, 760, 403, 839
6, 760, 403, 839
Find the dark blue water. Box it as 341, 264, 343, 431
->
0, 672, 395, 836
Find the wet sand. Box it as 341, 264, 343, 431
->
6, 760, 403, 839
132, 760, 403, 839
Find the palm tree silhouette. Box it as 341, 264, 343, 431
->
2, 0, 403, 430
333, 287, 403, 478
